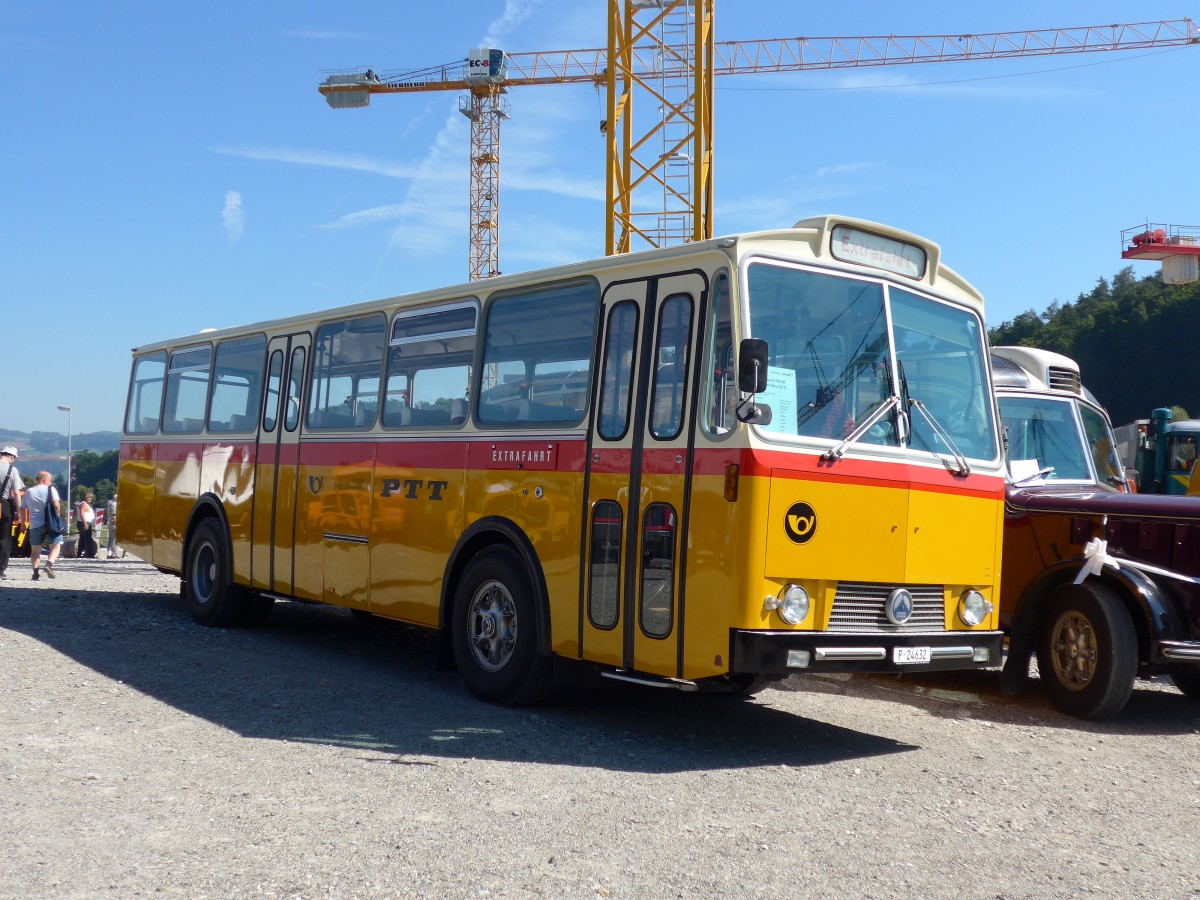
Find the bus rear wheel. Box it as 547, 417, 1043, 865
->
452, 547, 551, 706
184, 519, 246, 627
1036, 581, 1136, 720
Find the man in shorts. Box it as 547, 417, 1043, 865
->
22, 471, 63, 581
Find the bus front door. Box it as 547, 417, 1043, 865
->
582, 272, 705, 679
251, 333, 309, 596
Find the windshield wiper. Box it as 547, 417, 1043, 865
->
908, 398, 972, 477
1011, 466, 1055, 485
822, 394, 903, 462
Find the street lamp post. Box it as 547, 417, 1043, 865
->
57, 405, 72, 512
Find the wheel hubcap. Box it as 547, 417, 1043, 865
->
467, 580, 517, 673
194, 543, 215, 604
1050, 611, 1098, 691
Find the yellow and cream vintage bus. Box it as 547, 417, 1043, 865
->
119, 216, 1005, 705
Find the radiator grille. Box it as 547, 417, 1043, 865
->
829, 582, 947, 632
1047, 366, 1081, 394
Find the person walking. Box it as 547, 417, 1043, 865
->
23, 471, 63, 580
75, 492, 98, 559
105, 496, 119, 559
0, 447, 22, 579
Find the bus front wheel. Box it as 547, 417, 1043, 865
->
184, 520, 246, 627
1036, 581, 1137, 720
452, 547, 551, 706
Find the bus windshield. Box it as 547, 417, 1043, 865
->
745, 262, 997, 461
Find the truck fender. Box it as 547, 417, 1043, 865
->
1002, 556, 1186, 693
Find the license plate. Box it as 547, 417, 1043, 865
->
893, 646, 931, 665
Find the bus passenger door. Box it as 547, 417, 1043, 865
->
251, 333, 309, 595
582, 272, 705, 679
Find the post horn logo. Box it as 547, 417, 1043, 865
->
784, 501, 817, 544
309, 475, 322, 494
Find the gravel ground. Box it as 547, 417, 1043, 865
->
2, 556, 1200, 899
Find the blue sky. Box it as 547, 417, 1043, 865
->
4, 1, 1198, 435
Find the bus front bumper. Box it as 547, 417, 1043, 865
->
731, 630, 1004, 675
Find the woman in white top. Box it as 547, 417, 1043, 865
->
76, 492, 98, 559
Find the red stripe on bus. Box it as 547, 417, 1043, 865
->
120, 442, 156, 463
733, 446, 1005, 499
588, 448, 634, 474
378, 442, 470, 469
299, 442, 376, 467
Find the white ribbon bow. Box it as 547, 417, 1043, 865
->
1075, 537, 1121, 584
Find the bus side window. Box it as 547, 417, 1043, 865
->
262, 349, 283, 433
162, 345, 212, 434
598, 301, 639, 440
308, 314, 386, 430
649, 294, 693, 441
383, 301, 476, 429
207, 334, 266, 433
478, 280, 599, 427
125, 352, 167, 435
700, 273, 732, 437
284, 347, 304, 432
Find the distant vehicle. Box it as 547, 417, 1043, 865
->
1115, 408, 1200, 495
993, 346, 1200, 718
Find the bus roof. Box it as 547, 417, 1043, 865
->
132, 215, 983, 355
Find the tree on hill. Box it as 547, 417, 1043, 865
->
989, 267, 1200, 425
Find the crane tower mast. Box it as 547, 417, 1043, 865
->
319, 10, 1199, 281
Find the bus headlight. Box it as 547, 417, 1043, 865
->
958, 590, 992, 626
778, 584, 810, 625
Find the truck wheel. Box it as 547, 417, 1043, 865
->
1036, 582, 1137, 720
184, 519, 246, 627
1169, 667, 1200, 701
451, 546, 551, 706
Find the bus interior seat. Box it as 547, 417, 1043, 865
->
478, 402, 516, 423
312, 410, 353, 429
354, 407, 376, 427
518, 399, 577, 423
398, 406, 451, 427
450, 398, 468, 425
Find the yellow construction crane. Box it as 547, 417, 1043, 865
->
319, 7, 1198, 281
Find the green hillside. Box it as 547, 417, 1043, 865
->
988, 267, 1199, 425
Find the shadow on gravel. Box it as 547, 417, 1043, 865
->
0, 584, 915, 772
776, 664, 1200, 736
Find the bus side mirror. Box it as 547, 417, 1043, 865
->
738, 339, 768, 393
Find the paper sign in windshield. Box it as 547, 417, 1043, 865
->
758, 366, 798, 436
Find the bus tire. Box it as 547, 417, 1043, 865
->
1036, 581, 1137, 720
184, 519, 245, 628
451, 546, 551, 706
1169, 667, 1200, 701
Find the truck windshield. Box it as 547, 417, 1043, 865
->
745, 262, 997, 462
998, 395, 1093, 482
